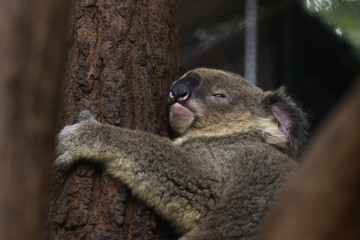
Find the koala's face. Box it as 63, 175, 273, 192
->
168, 68, 265, 136
168, 68, 308, 157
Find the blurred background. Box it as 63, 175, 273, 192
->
178, 0, 360, 134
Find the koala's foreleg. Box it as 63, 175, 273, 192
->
55, 119, 222, 233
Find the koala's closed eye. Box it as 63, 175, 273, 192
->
211, 93, 226, 98
208, 92, 229, 103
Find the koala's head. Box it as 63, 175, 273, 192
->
168, 68, 308, 158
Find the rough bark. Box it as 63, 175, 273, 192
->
261, 77, 360, 240
0, 0, 71, 239
46, 0, 179, 239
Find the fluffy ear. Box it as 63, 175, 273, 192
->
262, 87, 309, 158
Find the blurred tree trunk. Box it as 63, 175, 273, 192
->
45, 0, 179, 239
261, 77, 360, 240
0, 0, 70, 239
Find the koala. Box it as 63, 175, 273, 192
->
55, 68, 308, 239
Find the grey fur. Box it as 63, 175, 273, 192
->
55, 68, 308, 239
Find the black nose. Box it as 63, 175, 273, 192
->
169, 75, 200, 103
169, 83, 190, 103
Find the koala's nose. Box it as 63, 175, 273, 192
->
169, 84, 190, 103
169, 75, 200, 104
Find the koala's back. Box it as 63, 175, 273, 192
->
178, 136, 296, 240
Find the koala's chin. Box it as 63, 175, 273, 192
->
169, 103, 195, 135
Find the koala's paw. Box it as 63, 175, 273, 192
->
73, 110, 97, 124
54, 124, 82, 172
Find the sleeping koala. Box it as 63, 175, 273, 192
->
55, 68, 308, 239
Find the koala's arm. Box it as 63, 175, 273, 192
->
55, 120, 222, 233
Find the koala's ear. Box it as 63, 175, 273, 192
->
262, 87, 309, 158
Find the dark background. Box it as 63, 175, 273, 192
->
178, 0, 360, 134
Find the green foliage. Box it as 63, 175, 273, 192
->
304, 0, 360, 51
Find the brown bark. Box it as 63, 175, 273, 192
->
261, 77, 360, 240
0, 0, 71, 239
46, 0, 179, 239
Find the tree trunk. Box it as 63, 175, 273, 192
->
0, 0, 70, 239
46, 0, 179, 239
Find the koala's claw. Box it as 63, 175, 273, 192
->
53, 123, 81, 172
54, 152, 74, 172
72, 110, 96, 124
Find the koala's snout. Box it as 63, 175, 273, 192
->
170, 75, 200, 104
169, 86, 189, 104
